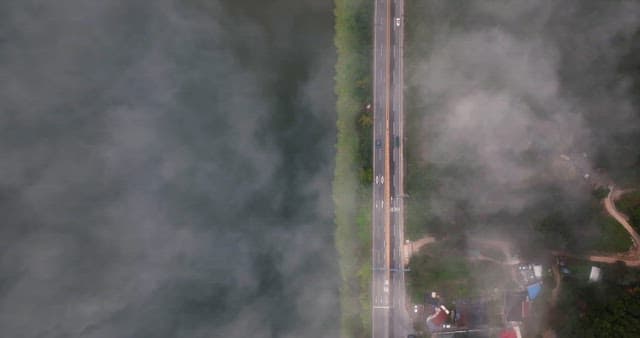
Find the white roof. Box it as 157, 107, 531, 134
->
533, 265, 543, 279
589, 266, 601, 282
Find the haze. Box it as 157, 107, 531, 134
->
0, 1, 338, 337
409, 1, 640, 245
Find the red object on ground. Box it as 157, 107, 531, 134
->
499, 329, 517, 338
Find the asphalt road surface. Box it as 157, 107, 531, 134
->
371, 0, 391, 335
372, 0, 409, 337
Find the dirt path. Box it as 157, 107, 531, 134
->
467, 238, 525, 286
467, 254, 505, 265
468, 238, 520, 265
605, 187, 640, 253
403, 235, 435, 265
554, 186, 640, 267
552, 249, 640, 267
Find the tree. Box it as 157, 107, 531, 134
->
358, 112, 373, 128
554, 281, 640, 337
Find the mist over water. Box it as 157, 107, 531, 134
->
0, 1, 338, 337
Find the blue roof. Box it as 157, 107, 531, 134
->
527, 282, 542, 300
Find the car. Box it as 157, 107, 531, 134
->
395, 17, 401, 26
375, 139, 382, 148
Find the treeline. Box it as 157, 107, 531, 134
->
401, 0, 464, 241
552, 264, 640, 337
333, 0, 373, 337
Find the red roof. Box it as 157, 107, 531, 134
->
499, 329, 517, 338
427, 308, 448, 326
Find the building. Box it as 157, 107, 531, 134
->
425, 291, 440, 306
453, 299, 489, 329
426, 307, 450, 332
533, 265, 543, 279
589, 266, 601, 282
516, 264, 537, 285
526, 282, 542, 300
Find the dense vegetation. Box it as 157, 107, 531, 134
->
333, 0, 373, 337
617, 191, 640, 232
402, 0, 442, 241
552, 266, 640, 337
522, 202, 632, 256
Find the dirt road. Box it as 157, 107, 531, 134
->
403, 236, 435, 265
605, 187, 640, 252
553, 186, 640, 267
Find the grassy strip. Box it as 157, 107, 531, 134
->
406, 241, 514, 304
333, 0, 373, 337
407, 246, 471, 303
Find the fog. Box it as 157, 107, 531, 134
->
404, 3, 640, 334
410, 0, 640, 236
0, 1, 338, 337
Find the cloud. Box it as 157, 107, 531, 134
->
0, 1, 338, 337
411, 1, 640, 222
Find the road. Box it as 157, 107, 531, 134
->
389, 0, 410, 337
371, 0, 391, 334
372, 0, 408, 337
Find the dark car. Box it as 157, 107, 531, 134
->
375, 139, 382, 148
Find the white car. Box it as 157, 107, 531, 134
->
395, 17, 401, 26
